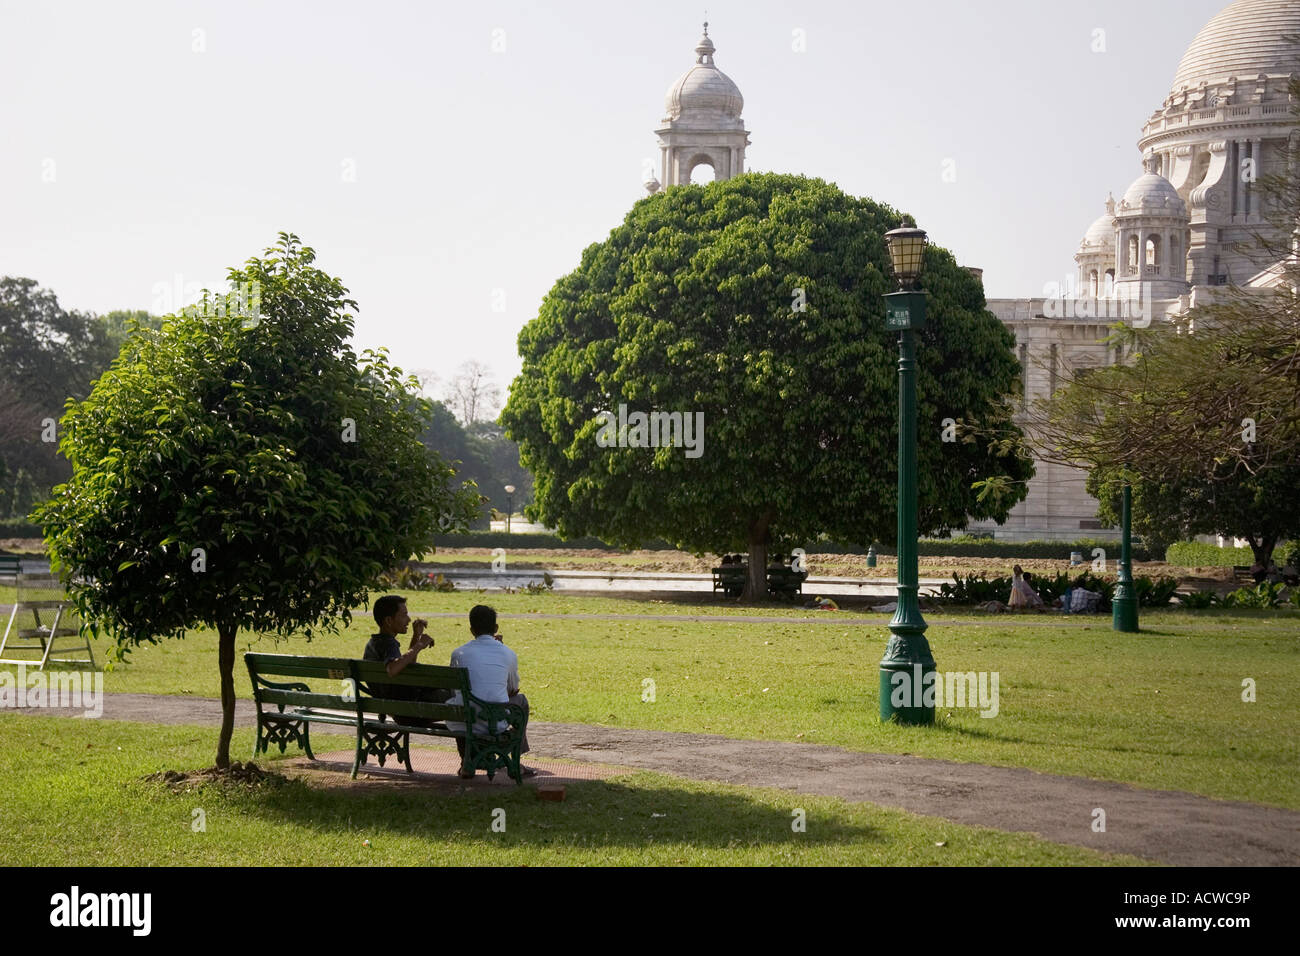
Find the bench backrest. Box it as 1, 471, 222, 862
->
245, 652, 475, 726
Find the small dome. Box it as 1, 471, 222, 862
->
1171, 0, 1300, 93
664, 24, 744, 121
1118, 173, 1188, 217
1079, 194, 1117, 249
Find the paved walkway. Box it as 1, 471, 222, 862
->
8, 692, 1298, 866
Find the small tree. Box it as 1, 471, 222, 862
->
34, 234, 481, 768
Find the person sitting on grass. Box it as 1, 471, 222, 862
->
363, 595, 451, 728
447, 604, 535, 779
1007, 565, 1044, 609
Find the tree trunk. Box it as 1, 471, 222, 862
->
742, 510, 774, 601
1246, 533, 1277, 567
216, 623, 237, 769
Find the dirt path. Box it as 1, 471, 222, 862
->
8, 692, 1297, 866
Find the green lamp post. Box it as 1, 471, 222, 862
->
1112, 479, 1139, 632
878, 227, 937, 724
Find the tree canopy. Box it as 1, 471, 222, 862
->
34, 234, 481, 766
502, 173, 1031, 594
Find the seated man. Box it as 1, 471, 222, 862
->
363, 595, 452, 728
447, 604, 535, 778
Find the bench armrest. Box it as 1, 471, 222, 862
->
466, 694, 527, 735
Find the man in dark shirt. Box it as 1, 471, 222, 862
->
363, 595, 452, 726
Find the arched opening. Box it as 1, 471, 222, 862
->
1146, 235, 1161, 269
1104, 269, 1116, 296
1127, 235, 1139, 272
687, 161, 716, 184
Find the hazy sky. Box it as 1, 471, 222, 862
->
1, 0, 1228, 397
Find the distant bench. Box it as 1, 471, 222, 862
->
710, 564, 808, 598
245, 653, 527, 783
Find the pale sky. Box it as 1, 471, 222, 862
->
1, 0, 1227, 396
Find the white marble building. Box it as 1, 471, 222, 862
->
974, 0, 1300, 540
646, 5, 1298, 541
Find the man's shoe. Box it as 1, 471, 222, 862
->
458, 767, 475, 779
520, 765, 538, 777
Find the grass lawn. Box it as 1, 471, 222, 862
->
0, 716, 1145, 866
5, 591, 1295, 809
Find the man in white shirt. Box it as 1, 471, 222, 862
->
448, 604, 534, 778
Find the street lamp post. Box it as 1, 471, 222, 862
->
878, 227, 937, 725
1112, 478, 1139, 632
504, 484, 515, 535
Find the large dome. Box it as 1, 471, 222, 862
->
664, 28, 744, 121
1171, 0, 1300, 92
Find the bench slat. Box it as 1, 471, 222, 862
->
246, 653, 356, 681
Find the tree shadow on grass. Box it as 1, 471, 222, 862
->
152, 763, 883, 855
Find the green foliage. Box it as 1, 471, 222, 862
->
933, 569, 1174, 607
0, 517, 42, 538
1281, 540, 1300, 570
374, 566, 456, 592
34, 233, 483, 655
1132, 575, 1180, 608
1178, 590, 1219, 609
1165, 541, 1257, 567
1090, 466, 1298, 566
3, 468, 38, 520
938, 572, 1013, 604
502, 173, 1032, 557
1220, 582, 1288, 609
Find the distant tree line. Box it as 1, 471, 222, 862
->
0, 276, 532, 530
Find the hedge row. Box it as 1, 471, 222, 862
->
0, 518, 42, 538
432, 531, 1159, 561
1165, 541, 1257, 567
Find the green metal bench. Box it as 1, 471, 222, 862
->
766, 566, 808, 598
244, 653, 527, 783
711, 565, 746, 596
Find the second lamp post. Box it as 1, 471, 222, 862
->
878, 227, 937, 725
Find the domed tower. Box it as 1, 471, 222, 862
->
1114, 156, 1192, 300
1075, 194, 1118, 296
1138, 0, 1300, 288
650, 23, 750, 190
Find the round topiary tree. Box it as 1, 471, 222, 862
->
34, 234, 481, 767
502, 173, 1032, 598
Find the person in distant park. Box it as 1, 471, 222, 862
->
363, 595, 451, 728
447, 604, 535, 778
1008, 565, 1044, 609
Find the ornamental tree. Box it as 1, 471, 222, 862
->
34, 234, 481, 768
502, 173, 1032, 598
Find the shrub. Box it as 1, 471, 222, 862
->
1133, 575, 1180, 607
1165, 541, 1257, 567
374, 566, 456, 592
1220, 582, 1287, 609
937, 572, 1013, 604
1177, 590, 1219, 609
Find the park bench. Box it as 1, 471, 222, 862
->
766, 565, 808, 598
711, 564, 746, 596
0, 555, 20, 584
244, 653, 527, 783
